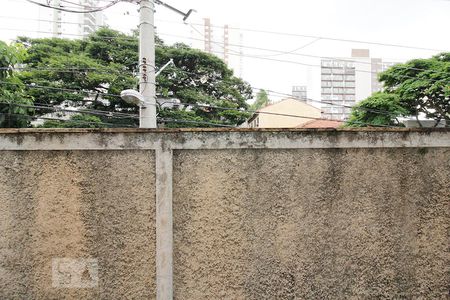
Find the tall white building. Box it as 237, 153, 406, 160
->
321, 49, 394, 120
201, 18, 244, 78
292, 86, 308, 102
38, 0, 106, 39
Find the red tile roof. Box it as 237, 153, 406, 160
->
297, 119, 344, 128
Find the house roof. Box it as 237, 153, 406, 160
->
258, 98, 321, 113
248, 98, 321, 122
296, 119, 344, 129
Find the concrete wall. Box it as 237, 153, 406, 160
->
0, 150, 156, 299
0, 128, 449, 299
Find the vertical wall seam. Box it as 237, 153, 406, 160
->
155, 147, 173, 300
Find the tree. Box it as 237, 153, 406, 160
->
250, 89, 270, 111
16, 28, 252, 127
346, 52, 450, 127
346, 92, 408, 127
39, 114, 106, 128
0, 41, 33, 128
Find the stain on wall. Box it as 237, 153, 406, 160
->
173, 148, 450, 299
0, 150, 156, 299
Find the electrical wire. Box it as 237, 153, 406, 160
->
156, 65, 442, 118
162, 31, 449, 81
25, 0, 123, 13
2, 101, 401, 128
0, 64, 432, 122
188, 24, 449, 76
5, 1, 449, 52
158, 118, 234, 127
186, 21, 447, 53
0, 66, 137, 77
0, 15, 103, 27
3, 102, 139, 119
0, 112, 137, 127
0, 80, 124, 99
0, 106, 238, 128
0, 24, 445, 78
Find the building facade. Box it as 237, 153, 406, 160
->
321, 49, 393, 121
47, 0, 106, 38
201, 18, 244, 78
246, 98, 322, 128
292, 86, 307, 101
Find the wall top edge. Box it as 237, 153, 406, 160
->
0, 128, 449, 135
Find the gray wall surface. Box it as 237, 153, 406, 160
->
0, 128, 449, 299
0, 150, 156, 299
173, 148, 449, 299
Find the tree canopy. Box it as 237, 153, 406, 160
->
346, 53, 450, 127
0, 41, 33, 128
10, 28, 252, 128
345, 92, 408, 127
250, 89, 270, 111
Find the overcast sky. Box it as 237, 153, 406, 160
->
1, 0, 449, 102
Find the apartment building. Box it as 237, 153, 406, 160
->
47, 0, 106, 38
200, 18, 244, 78
292, 86, 307, 101
321, 49, 393, 120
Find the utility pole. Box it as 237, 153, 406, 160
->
139, 0, 157, 128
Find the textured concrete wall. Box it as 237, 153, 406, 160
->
173, 148, 450, 299
0, 150, 156, 299
0, 129, 449, 299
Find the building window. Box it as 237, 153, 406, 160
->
345, 75, 355, 81
344, 88, 355, 94
345, 82, 355, 87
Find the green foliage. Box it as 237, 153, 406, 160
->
346, 92, 408, 127
250, 89, 270, 111
346, 52, 450, 127
380, 53, 450, 123
39, 113, 106, 128
0, 41, 33, 128
15, 28, 252, 128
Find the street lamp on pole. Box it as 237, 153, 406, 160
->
120, 1, 195, 129
138, 0, 157, 128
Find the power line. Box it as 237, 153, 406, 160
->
161, 32, 448, 82
0, 14, 445, 76
0, 111, 137, 127
156, 65, 439, 119
0, 66, 137, 76
187, 24, 449, 76
0, 63, 440, 123
0, 15, 103, 27
3, 102, 139, 119
25, 0, 123, 13
3, 63, 418, 121
156, 99, 401, 127
0, 25, 445, 78
5, 1, 449, 52
158, 118, 234, 128
185, 21, 447, 53
2, 101, 400, 128
0, 80, 125, 99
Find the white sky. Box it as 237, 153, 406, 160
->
1, 0, 449, 102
